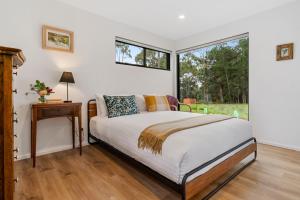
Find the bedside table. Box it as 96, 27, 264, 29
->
31, 102, 82, 167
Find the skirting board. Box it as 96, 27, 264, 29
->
17, 142, 89, 160
258, 140, 300, 152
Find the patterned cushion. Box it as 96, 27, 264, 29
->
103, 95, 138, 118
144, 95, 171, 112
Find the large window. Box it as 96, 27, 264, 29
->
115, 39, 170, 70
177, 34, 249, 120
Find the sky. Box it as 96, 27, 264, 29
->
116, 38, 244, 65
181, 38, 241, 60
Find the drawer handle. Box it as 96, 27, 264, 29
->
13, 148, 19, 153
14, 155, 18, 160
14, 178, 19, 183
13, 89, 17, 94
13, 118, 18, 123
13, 72, 17, 76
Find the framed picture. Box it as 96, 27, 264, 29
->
42, 25, 74, 53
276, 43, 293, 61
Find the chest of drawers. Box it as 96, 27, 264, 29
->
0, 46, 25, 200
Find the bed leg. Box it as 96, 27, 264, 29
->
181, 188, 186, 200
254, 138, 258, 160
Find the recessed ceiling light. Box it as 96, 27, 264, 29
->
178, 15, 185, 19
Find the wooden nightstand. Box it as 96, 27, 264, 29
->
31, 102, 82, 167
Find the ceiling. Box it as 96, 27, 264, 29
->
57, 0, 295, 40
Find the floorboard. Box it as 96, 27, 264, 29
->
14, 144, 300, 200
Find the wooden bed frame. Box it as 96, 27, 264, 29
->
87, 99, 257, 200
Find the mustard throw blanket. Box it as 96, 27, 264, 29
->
138, 114, 234, 154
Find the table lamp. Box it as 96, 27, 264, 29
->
59, 71, 75, 103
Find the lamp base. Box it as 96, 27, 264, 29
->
64, 100, 72, 103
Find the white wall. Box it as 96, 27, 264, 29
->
176, 1, 300, 151
0, 0, 175, 158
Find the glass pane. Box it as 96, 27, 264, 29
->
159, 52, 168, 69
178, 37, 249, 120
146, 49, 168, 69
115, 41, 144, 65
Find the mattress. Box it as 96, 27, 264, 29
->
90, 111, 254, 184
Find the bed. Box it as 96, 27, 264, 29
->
87, 99, 257, 200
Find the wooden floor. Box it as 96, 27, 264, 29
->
14, 144, 300, 200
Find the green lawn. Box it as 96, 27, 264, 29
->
180, 104, 249, 120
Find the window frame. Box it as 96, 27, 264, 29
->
115, 40, 171, 71
176, 33, 249, 120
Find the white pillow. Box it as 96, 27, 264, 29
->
95, 94, 147, 117
95, 94, 108, 118
135, 95, 147, 112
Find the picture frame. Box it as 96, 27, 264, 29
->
276, 43, 293, 61
42, 25, 74, 53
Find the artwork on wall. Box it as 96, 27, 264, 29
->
42, 25, 74, 53
276, 43, 293, 61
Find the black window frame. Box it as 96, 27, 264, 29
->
176, 33, 249, 120
115, 40, 171, 71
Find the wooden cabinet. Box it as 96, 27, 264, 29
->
0, 46, 25, 200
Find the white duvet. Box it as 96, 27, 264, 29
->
90, 111, 253, 184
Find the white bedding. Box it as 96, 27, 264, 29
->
90, 111, 253, 184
